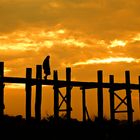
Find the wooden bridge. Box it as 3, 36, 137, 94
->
0, 61, 140, 123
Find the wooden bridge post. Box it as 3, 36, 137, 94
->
25, 68, 32, 121
53, 70, 59, 121
35, 65, 42, 121
97, 70, 103, 121
0, 62, 4, 117
138, 76, 140, 109
82, 87, 86, 122
66, 67, 71, 120
125, 71, 133, 123
109, 75, 115, 121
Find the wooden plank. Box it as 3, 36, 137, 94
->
0, 62, 4, 117
35, 65, 42, 121
2, 77, 140, 90
25, 68, 32, 121
115, 110, 128, 113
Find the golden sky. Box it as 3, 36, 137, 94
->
1, 0, 140, 120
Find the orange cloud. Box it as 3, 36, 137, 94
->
109, 40, 127, 48
72, 57, 140, 66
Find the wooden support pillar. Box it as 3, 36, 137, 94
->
138, 76, 140, 109
66, 67, 71, 120
82, 87, 86, 122
0, 62, 4, 117
53, 70, 59, 121
25, 68, 32, 121
125, 71, 133, 123
35, 65, 42, 121
97, 70, 103, 120
109, 75, 115, 121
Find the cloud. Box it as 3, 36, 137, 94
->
0, 0, 140, 81
1, 28, 140, 68
109, 40, 127, 48
0, 0, 140, 39
72, 57, 139, 66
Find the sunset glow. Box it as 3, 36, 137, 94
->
109, 40, 127, 48
73, 57, 139, 66
6, 83, 25, 89
132, 34, 140, 42
4, 67, 11, 74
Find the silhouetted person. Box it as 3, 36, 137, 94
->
43, 55, 51, 80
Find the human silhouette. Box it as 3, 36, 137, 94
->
43, 55, 51, 80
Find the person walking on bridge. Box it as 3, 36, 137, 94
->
43, 55, 51, 80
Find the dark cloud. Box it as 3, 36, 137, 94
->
0, 0, 140, 40
123, 41, 140, 58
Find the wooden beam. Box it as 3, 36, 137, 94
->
109, 75, 115, 121
138, 76, 140, 110
0, 62, 4, 117
2, 76, 140, 90
35, 65, 42, 121
82, 87, 86, 122
125, 71, 133, 123
97, 70, 103, 120
54, 70, 59, 121
25, 68, 32, 121
66, 67, 71, 120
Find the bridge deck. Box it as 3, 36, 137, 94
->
1, 77, 139, 90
